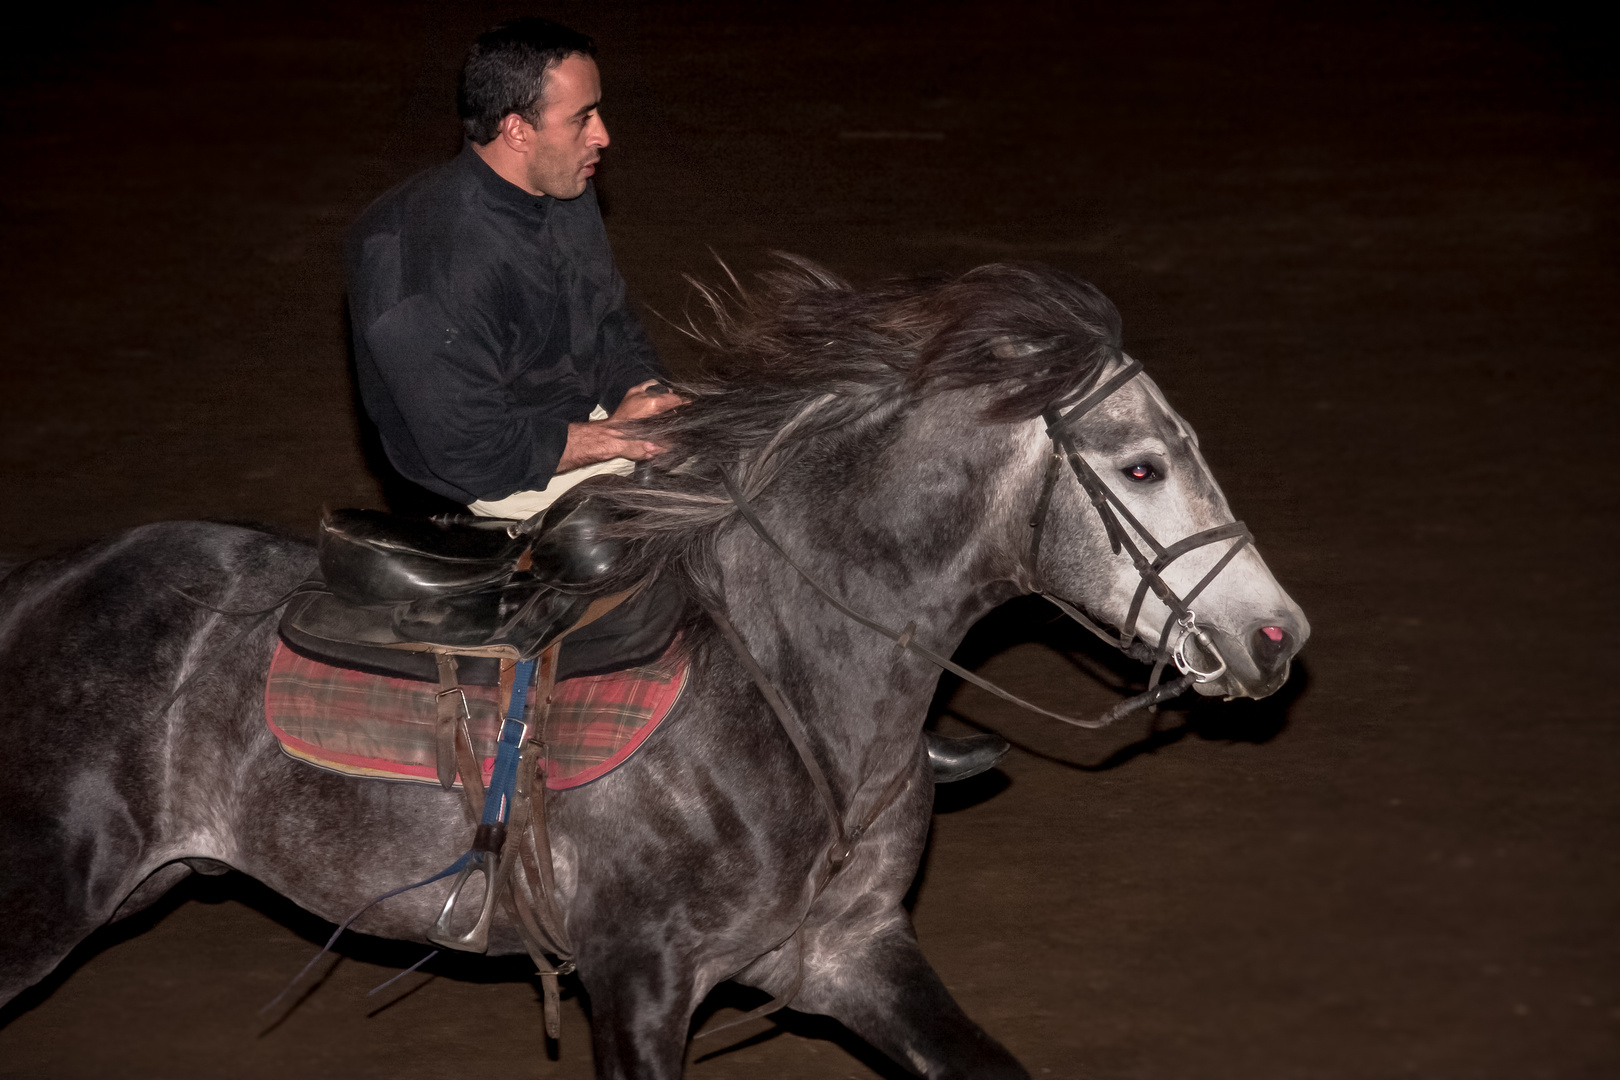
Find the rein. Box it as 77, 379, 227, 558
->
695, 596, 917, 1040
720, 473, 1122, 731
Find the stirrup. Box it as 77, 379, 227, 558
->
427, 842, 504, 953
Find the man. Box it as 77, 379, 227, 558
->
345, 17, 1005, 783
346, 18, 673, 519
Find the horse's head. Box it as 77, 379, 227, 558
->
608, 256, 1306, 705
1026, 354, 1309, 702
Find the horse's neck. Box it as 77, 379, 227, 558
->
719, 468, 1016, 797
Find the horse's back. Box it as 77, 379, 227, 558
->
1, 519, 311, 629
0, 519, 315, 779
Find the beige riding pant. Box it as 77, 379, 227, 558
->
466, 405, 635, 521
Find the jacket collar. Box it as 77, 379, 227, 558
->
459, 141, 551, 215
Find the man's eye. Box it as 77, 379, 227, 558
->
1122, 463, 1160, 483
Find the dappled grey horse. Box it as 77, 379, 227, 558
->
0, 261, 1306, 1078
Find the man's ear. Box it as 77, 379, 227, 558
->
497, 112, 533, 154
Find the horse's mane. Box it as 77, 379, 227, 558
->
587, 256, 1124, 602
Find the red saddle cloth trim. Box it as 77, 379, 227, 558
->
263, 638, 688, 790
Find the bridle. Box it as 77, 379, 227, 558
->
1030, 355, 1253, 703
717, 351, 1255, 731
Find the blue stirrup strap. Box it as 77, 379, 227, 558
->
481, 658, 536, 829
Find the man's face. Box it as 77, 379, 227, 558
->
521, 54, 609, 200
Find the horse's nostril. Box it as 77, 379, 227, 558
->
1252, 626, 1291, 670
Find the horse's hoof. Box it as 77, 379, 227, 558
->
925, 732, 1010, 784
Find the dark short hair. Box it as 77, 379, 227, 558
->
457, 18, 597, 145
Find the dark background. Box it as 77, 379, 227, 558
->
1, 2, 1615, 1077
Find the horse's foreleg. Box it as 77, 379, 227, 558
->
790, 922, 1030, 1080
575, 940, 700, 1080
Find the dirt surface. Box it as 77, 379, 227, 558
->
1, 2, 1616, 1077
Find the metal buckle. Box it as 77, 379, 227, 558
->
435, 684, 470, 717
1171, 611, 1228, 683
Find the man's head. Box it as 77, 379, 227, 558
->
458, 18, 608, 200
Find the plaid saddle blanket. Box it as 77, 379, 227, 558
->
264, 639, 689, 790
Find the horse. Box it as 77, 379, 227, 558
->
0, 260, 1307, 1078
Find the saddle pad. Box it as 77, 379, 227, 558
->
264, 638, 687, 790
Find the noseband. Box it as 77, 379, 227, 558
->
1030, 357, 1253, 699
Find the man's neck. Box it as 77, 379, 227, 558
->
471, 140, 544, 197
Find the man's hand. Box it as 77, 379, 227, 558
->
556, 379, 685, 472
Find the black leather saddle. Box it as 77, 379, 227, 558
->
280, 486, 684, 685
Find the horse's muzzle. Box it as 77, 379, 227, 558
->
1192, 616, 1308, 700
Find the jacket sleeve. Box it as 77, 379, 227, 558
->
554, 185, 666, 412
593, 272, 667, 411
361, 290, 572, 501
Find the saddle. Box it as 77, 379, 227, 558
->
280, 483, 683, 685
276, 481, 684, 1036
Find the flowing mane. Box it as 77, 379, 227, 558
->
587, 257, 1126, 601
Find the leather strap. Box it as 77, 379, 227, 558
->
453, 717, 486, 820
503, 643, 576, 1040
432, 654, 464, 791
455, 592, 637, 1037
1027, 450, 1062, 568
513, 645, 572, 953
1044, 357, 1144, 440
689, 605, 920, 1039
426, 585, 643, 802
702, 598, 847, 854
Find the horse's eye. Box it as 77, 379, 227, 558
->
1123, 463, 1160, 483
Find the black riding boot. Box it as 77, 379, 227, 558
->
925, 732, 1010, 784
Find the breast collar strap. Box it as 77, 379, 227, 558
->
1032, 358, 1253, 691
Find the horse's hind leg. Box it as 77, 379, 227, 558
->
109, 860, 195, 922
784, 921, 1030, 1080
0, 779, 177, 1009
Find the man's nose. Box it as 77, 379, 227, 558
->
591, 116, 610, 149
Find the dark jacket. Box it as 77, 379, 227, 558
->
345, 143, 663, 503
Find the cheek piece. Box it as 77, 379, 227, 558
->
1029, 357, 1253, 704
